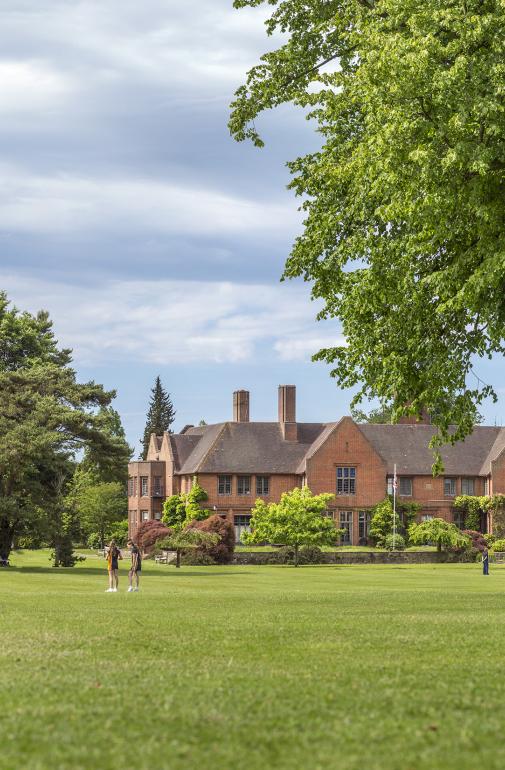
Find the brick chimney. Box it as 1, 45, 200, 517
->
278, 385, 297, 441
233, 390, 250, 422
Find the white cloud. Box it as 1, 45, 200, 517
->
274, 335, 346, 362
0, 165, 300, 236
0, 60, 74, 113
0, 274, 340, 365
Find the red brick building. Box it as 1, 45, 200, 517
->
128, 385, 505, 543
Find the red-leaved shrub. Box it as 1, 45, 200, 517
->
136, 520, 171, 554
187, 514, 235, 563
463, 529, 487, 552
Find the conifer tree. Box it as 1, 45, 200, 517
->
141, 376, 176, 459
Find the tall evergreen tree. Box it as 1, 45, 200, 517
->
141, 376, 176, 459
0, 291, 131, 563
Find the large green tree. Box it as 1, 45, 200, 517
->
141, 376, 176, 460
230, 0, 505, 468
0, 292, 131, 562
243, 486, 339, 565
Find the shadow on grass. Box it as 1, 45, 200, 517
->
3, 565, 252, 577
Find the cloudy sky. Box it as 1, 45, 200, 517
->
1, 0, 503, 452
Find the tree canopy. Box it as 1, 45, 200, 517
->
230, 0, 505, 468
244, 486, 339, 565
0, 292, 131, 562
141, 376, 176, 460
408, 518, 470, 552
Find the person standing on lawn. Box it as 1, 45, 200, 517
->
482, 547, 489, 576
127, 539, 141, 592
105, 540, 122, 592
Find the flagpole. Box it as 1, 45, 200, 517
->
393, 463, 397, 550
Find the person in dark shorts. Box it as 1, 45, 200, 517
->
127, 539, 141, 592
105, 540, 122, 592
482, 547, 489, 575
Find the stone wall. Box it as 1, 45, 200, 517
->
232, 550, 475, 565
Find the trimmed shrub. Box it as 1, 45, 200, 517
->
180, 552, 216, 566
266, 546, 295, 564
298, 545, 325, 564
384, 534, 406, 551
491, 538, 505, 552
136, 520, 171, 553
187, 514, 235, 563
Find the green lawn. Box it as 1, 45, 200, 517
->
1, 550, 503, 770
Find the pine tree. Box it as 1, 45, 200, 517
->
141, 376, 176, 459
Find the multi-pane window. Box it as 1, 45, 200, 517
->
461, 478, 474, 496
337, 467, 356, 495
128, 477, 134, 496
153, 476, 163, 496
140, 477, 148, 496
256, 476, 270, 496
234, 514, 252, 544
358, 511, 371, 543
154, 511, 162, 520
218, 475, 232, 495
444, 478, 456, 496
421, 514, 433, 522
387, 476, 393, 496
484, 477, 490, 495
399, 477, 412, 497
339, 511, 353, 544
141, 510, 149, 521
237, 476, 251, 496
453, 511, 466, 530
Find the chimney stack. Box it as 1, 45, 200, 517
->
278, 385, 297, 441
233, 390, 250, 422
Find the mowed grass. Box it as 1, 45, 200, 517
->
1, 551, 504, 770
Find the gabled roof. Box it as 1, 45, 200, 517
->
169, 422, 328, 474
358, 424, 503, 475
163, 421, 505, 478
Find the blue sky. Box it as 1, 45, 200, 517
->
0, 0, 503, 453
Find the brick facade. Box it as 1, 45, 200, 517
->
127, 386, 505, 542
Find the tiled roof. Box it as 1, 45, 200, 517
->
172, 422, 327, 474
166, 421, 505, 477
358, 424, 503, 475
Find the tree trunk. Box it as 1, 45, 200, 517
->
176, 548, 181, 568
437, 539, 442, 552
0, 518, 15, 563
294, 543, 299, 567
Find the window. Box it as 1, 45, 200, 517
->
256, 476, 270, 496
399, 477, 412, 497
237, 476, 251, 496
218, 475, 232, 495
141, 510, 149, 521
421, 514, 433, 522
153, 476, 163, 496
141, 477, 148, 496
234, 514, 252, 544
129, 510, 137, 524
154, 510, 162, 520
339, 511, 353, 544
337, 467, 356, 495
484, 477, 490, 495
461, 478, 474, 496
128, 477, 134, 496
453, 511, 465, 530
358, 511, 371, 543
387, 476, 393, 496
444, 478, 456, 496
